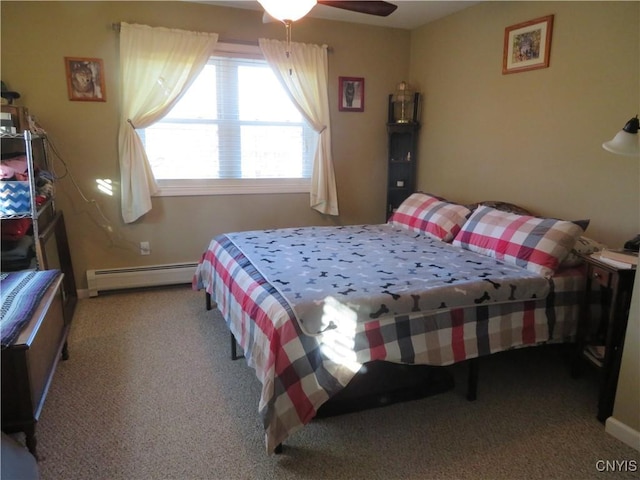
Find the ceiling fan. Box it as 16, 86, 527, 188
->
258, 1, 398, 23
315, 1, 398, 17
258, 0, 398, 61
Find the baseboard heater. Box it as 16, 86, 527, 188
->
86, 262, 198, 297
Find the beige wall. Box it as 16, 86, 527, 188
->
410, 0, 639, 442
410, 1, 639, 248
0, 1, 410, 287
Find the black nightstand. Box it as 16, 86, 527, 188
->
573, 252, 636, 422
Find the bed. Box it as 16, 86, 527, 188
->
193, 193, 598, 453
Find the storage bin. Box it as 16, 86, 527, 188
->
0, 181, 31, 215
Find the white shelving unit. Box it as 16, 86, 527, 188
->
1, 128, 77, 322
0, 130, 53, 269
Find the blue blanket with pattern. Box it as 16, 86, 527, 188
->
226, 224, 550, 336
1, 269, 61, 347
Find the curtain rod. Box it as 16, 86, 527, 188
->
219, 38, 333, 52
111, 23, 332, 51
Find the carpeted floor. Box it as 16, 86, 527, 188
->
23, 285, 639, 479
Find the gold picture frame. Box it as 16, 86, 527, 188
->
64, 57, 106, 102
502, 15, 554, 75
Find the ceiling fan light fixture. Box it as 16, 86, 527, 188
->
258, 0, 317, 22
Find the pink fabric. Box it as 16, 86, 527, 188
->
0, 156, 27, 179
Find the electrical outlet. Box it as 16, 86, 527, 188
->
140, 241, 151, 255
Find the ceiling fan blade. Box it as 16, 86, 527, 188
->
318, 1, 398, 17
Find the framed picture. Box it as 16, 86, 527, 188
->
338, 76, 364, 112
502, 15, 554, 75
64, 57, 106, 102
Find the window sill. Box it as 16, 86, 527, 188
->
153, 178, 311, 197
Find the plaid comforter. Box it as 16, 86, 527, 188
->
193, 225, 585, 453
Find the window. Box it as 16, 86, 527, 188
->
141, 43, 317, 196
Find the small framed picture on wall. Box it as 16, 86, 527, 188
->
502, 15, 554, 74
338, 76, 364, 112
64, 57, 106, 102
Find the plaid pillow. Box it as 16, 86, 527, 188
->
390, 193, 471, 242
452, 205, 584, 277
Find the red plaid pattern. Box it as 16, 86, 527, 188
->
194, 233, 586, 453
453, 206, 584, 278
389, 193, 471, 242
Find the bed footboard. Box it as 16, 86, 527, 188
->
466, 358, 479, 401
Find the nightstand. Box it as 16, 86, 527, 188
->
573, 252, 636, 422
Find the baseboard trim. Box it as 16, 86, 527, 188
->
606, 416, 640, 452
86, 262, 197, 297
77, 289, 91, 299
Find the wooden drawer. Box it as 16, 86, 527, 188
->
1, 275, 67, 433
590, 265, 611, 288
24, 286, 65, 417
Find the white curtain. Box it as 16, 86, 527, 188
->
259, 38, 339, 216
118, 23, 218, 223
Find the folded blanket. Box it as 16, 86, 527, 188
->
1, 269, 60, 347
225, 224, 550, 336
1, 235, 33, 260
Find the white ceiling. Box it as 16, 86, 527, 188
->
197, 1, 481, 30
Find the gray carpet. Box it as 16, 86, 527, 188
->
25, 285, 639, 479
